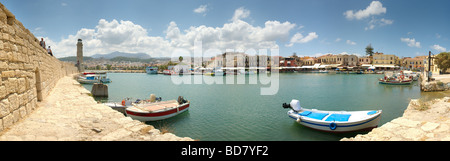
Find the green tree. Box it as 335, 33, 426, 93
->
434, 52, 450, 73
106, 64, 112, 70
365, 44, 374, 56
179, 56, 183, 62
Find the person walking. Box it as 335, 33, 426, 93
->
40, 38, 46, 49
47, 46, 53, 56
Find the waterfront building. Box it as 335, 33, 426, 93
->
372, 52, 400, 70
424, 55, 441, 75
358, 56, 372, 66
402, 56, 425, 71
301, 57, 317, 66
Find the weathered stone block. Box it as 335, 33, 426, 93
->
0, 61, 7, 70
0, 98, 10, 118
2, 113, 13, 129
12, 109, 19, 123
19, 105, 26, 119
7, 77, 17, 93
0, 86, 6, 99
18, 77, 25, 93
1, 70, 14, 77
8, 93, 18, 111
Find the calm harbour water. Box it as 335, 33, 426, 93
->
82, 72, 430, 141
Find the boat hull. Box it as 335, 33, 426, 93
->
125, 103, 190, 122
103, 102, 128, 114
379, 79, 412, 85
287, 109, 382, 133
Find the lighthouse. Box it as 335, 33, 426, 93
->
76, 39, 84, 72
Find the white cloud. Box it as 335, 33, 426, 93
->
285, 32, 318, 47
51, 9, 302, 58
365, 18, 393, 30
193, 5, 208, 16
344, 1, 386, 20
432, 44, 446, 52
335, 38, 342, 42
400, 38, 421, 48
61, 3, 67, 6
346, 40, 356, 45
436, 33, 441, 39
231, 7, 250, 21
50, 19, 171, 58
344, 1, 393, 30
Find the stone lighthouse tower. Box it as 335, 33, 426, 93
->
76, 39, 84, 72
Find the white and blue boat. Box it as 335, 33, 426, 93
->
283, 99, 382, 133
146, 66, 158, 74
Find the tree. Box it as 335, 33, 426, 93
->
106, 64, 112, 70
179, 56, 183, 62
365, 44, 374, 56
434, 52, 450, 73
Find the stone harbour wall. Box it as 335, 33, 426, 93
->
0, 3, 77, 132
341, 97, 450, 141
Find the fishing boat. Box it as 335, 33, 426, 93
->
163, 70, 172, 75
379, 71, 412, 85
282, 99, 382, 133
104, 95, 163, 114
77, 74, 111, 84
215, 69, 225, 76
125, 96, 190, 122
146, 66, 158, 74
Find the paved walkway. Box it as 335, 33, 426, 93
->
0, 75, 193, 141
342, 97, 450, 141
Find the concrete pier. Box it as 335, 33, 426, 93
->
0, 75, 193, 141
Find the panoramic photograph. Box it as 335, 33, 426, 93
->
0, 0, 449, 158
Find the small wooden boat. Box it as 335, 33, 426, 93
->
77, 74, 111, 84
125, 97, 190, 122
146, 66, 158, 74
379, 71, 412, 85
163, 70, 172, 75
282, 99, 382, 133
104, 95, 163, 114
378, 78, 412, 85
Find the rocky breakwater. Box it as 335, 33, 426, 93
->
0, 75, 194, 141
341, 97, 450, 141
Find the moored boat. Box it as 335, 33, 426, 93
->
146, 66, 158, 74
104, 95, 163, 114
163, 70, 172, 75
125, 96, 190, 122
378, 71, 412, 85
77, 74, 111, 84
282, 99, 382, 133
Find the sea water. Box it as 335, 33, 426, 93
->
82, 73, 425, 141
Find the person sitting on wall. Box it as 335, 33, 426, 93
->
47, 46, 53, 56
40, 38, 46, 49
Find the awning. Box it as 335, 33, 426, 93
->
373, 65, 398, 68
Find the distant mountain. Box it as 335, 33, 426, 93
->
59, 56, 94, 62
91, 51, 151, 59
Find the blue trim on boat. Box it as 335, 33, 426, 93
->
299, 114, 380, 128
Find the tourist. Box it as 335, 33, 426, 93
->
47, 46, 53, 56
40, 38, 46, 49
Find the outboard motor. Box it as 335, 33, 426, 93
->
135, 99, 141, 104
282, 99, 302, 112
177, 96, 187, 104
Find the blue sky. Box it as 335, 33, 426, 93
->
2, 0, 449, 58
